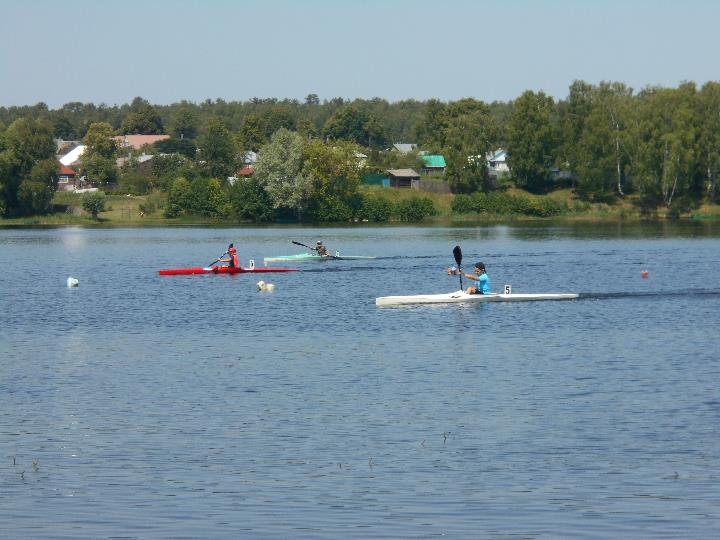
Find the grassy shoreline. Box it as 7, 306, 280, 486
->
2, 189, 719, 227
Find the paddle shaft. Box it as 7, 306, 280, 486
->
453, 245, 463, 290
209, 251, 228, 266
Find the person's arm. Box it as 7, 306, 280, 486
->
462, 272, 479, 281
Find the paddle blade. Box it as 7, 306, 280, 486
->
453, 245, 462, 267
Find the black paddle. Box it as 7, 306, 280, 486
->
209, 251, 227, 266
292, 240, 338, 259
453, 245, 463, 290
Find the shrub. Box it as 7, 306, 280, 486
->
165, 177, 191, 217
306, 194, 354, 222
451, 191, 567, 217
451, 194, 475, 214
394, 197, 436, 222
358, 195, 393, 222
82, 191, 106, 220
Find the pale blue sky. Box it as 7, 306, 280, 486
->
2, 0, 719, 108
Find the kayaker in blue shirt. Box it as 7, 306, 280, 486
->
461, 262, 491, 294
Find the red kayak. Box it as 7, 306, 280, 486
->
159, 266, 299, 276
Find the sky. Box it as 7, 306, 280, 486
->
2, 0, 720, 109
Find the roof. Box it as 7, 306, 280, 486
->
58, 163, 76, 175
237, 166, 254, 176
243, 151, 257, 164
393, 143, 417, 154
387, 168, 420, 178
113, 134, 170, 150
487, 149, 507, 162
420, 154, 446, 168
116, 154, 155, 168
59, 145, 86, 166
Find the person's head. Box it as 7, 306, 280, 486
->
474, 262, 486, 273
228, 243, 234, 249
317, 241, 323, 246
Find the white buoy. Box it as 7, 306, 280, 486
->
256, 280, 275, 292
67, 277, 79, 288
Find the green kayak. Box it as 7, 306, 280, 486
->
264, 253, 376, 263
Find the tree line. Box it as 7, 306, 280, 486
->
1, 81, 719, 220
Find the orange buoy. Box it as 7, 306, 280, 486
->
640, 270, 649, 279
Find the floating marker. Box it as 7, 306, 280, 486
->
256, 280, 275, 292
640, 270, 649, 279
67, 277, 79, 288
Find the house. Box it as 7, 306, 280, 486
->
227, 166, 255, 186
57, 163, 78, 191
113, 134, 170, 150
392, 143, 417, 154
242, 151, 257, 165
386, 168, 421, 189
419, 154, 446, 174
487, 149, 509, 175
354, 151, 368, 169
59, 145, 86, 167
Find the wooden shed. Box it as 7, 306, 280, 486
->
386, 168, 421, 189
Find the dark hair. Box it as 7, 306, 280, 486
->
474, 262, 485, 271
228, 243, 234, 248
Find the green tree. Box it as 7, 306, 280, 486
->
121, 97, 164, 134
575, 82, 633, 199
81, 123, 119, 187
197, 117, 237, 179
165, 177, 192, 217
506, 90, 557, 193
83, 122, 117, 158
630, 84, 697, 207
229, 177, 275, 222
82, 190, 106, 219
238, 114, 266, 152
414, 99, 446, 150
0, 117, 56, 215
207, 178, 230, 217
253, 128, 310, 214
168, 101, 199, 140
82, 155, 119, 186
556, 80, 594, 187
696, 82, 720, 201
323, 105, 387, 148
302, 139, 364, 199
442, 105, 498, 193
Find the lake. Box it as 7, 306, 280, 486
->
1, 222, 719, 538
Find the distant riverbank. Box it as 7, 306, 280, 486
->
2, 188, 719, 227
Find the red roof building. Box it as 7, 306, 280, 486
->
57, 163, 78, 191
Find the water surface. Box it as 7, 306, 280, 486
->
1, 223, 718, 538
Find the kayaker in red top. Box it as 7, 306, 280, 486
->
219, 243, 239, 268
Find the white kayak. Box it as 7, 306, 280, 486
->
375, 290, 579, 306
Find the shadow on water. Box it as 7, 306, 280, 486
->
581, 289, 720, 300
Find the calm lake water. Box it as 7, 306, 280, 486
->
1, 222, 719, 539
